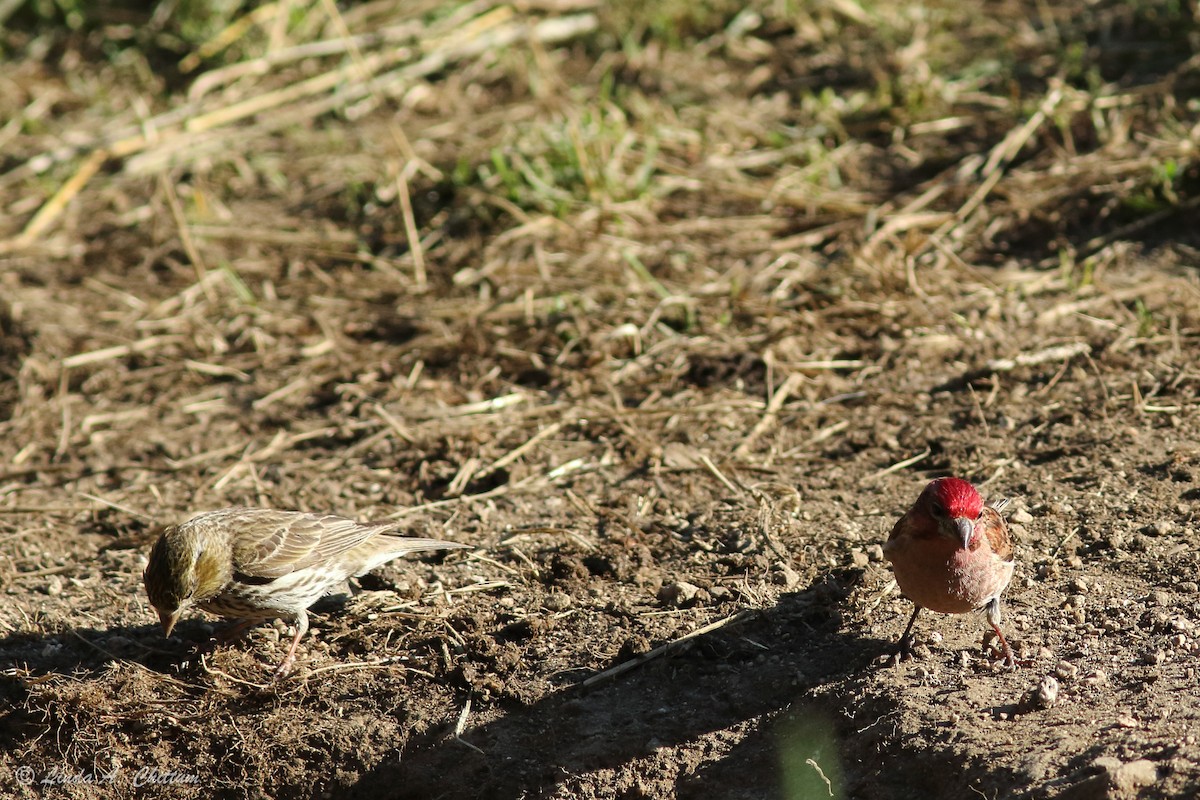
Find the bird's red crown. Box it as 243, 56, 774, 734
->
924, 477, 983, 518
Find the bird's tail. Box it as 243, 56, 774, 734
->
353, 535, 471, 576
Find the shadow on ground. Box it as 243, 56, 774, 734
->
347, 571, 1024, 800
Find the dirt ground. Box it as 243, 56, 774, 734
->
1, 2, 1199, 798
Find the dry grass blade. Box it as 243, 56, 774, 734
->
1, 10, 599, 246
986, 342, 1091, 372
735, 373, 806, 457
866, 449, 932, 484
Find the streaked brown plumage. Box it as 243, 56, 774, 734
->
143, 507, 469, 679
883, 477, 1017, 666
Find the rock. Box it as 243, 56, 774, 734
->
1055, 757, 1158, 800
544, 593, 573, 612
1030, 675, 1059, 708
774, 563, 802, 589
658, 581, 701, 607
1055, 660, 1080, 681
1113, 760, 1158, 793
1144, 519, 1176, 537
1012, 508, 1034, 525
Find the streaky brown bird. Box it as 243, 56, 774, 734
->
143, 507, 469, 679
883, 477, 1017, 666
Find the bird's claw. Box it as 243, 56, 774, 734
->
981, 628, 1027, 669
270, 660, 295, 682
890, 635, 918, 664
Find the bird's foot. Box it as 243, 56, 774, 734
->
981, 630, 1030, 668
889, 634, 918, 664
270, 655, 296, 682
270, 626, 306, 681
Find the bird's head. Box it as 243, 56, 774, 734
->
917, 477, 984, 549
143, 525, 205, 637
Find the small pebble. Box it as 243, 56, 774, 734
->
658, 581, 701, 607
1055, 660, 1079, 681
1146, 519, 1176, 537
1031, 675, 1059, 708
1012, 508, 1034, 525
544, 593, 573, 612
775, 563, 802, 589
106, 635, 134, 653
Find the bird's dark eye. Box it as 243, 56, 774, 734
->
929, 502, 945, 517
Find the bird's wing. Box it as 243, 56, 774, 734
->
226, 509, 460, 579
886, 504, 938, 545
979, 506, 1014, 563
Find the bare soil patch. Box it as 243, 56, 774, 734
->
1, 2, 1199, 798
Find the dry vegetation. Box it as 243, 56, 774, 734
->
1, 1, 1199, 798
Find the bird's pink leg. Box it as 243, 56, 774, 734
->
272, 611, 309, 681
984, 598, 1016, 667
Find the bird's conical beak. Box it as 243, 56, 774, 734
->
954, 517, 974, 549
157, 608, 180, 638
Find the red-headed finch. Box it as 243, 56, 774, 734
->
883, 477, 1017, 666
144, 507, 469, 679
